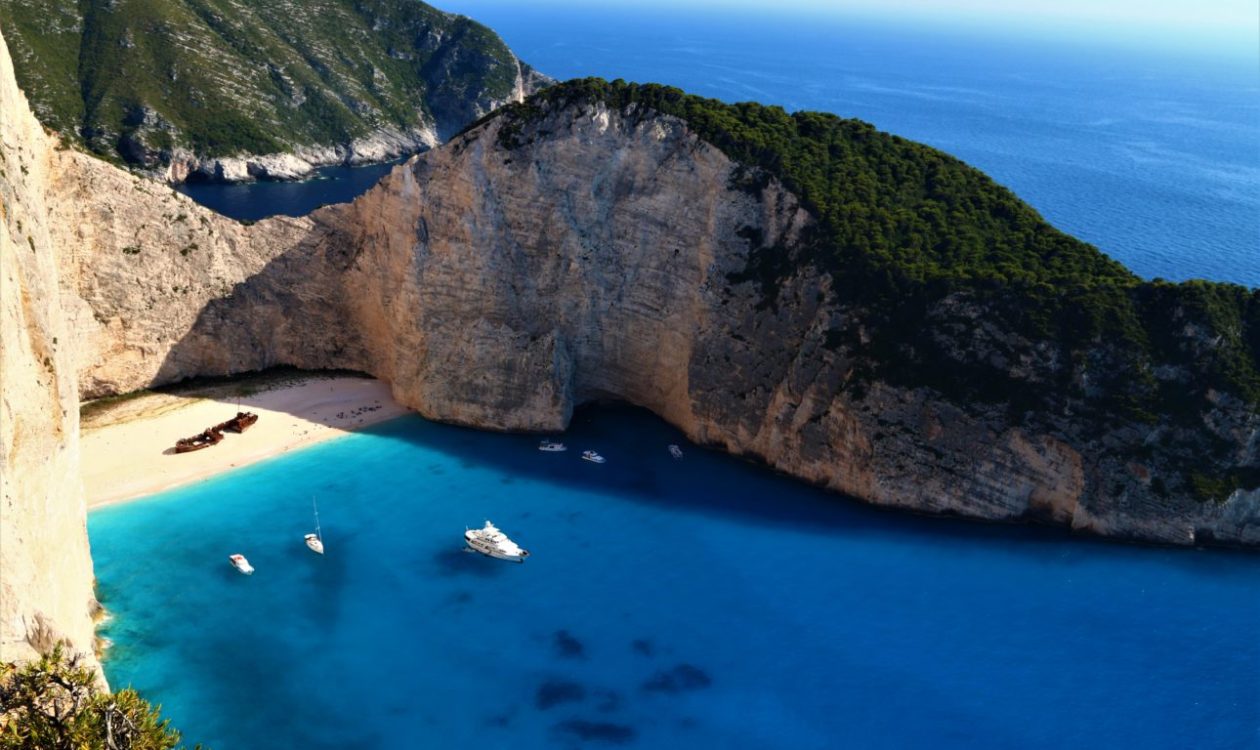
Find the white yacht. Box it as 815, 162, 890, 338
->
668, 444, 684, 460
582, 450, 606, 464
464, 521, 530, 563
305, 497, 325, 554
228, 554, 254, 575
539, 440, 568, 452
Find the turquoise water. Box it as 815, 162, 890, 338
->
91, 407, 1260, 748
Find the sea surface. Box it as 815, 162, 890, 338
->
178, 6, 1259, 287
91, 407, 1260, 749
174, 159, 403, 222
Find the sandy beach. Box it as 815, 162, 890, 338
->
81, 374, 410, 507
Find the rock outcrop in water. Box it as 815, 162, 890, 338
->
1, 41, 1257, 671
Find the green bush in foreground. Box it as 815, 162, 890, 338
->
0, 646, 199, 750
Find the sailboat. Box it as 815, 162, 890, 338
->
304, 497, 325, 554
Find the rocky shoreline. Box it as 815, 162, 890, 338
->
160, 124, 439, 184
152, 63, 552, 185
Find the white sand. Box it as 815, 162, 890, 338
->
81, 376, 409, 507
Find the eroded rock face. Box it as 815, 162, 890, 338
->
337, 104, 817, 434
47, 155, 322, 396
165, 124, 444, 184
55, 98, 1258, 547
0, 31, 97, 667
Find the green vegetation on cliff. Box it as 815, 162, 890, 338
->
0, 0, 540, 167
0, 647, 199, 749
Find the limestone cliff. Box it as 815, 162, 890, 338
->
0, 30, 97, 666
50, 93, 1259, 548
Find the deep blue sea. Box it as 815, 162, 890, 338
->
178, 5, 1259, 287
174, 159, 403, 222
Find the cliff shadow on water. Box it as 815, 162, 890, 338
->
339, 403, 1260, 572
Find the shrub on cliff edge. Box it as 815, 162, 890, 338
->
0, 646, 199, 750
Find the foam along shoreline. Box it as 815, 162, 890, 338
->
81, 375, 410, 508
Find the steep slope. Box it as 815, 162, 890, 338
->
0, 0, 548, 181
0, 30, 97, 667
52, 82, 1259, 546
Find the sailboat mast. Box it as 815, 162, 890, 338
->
313, 497, 321, 540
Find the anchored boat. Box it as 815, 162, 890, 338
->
228, 554, 254, 575
464, 521, 530, 563
305, 497, 324, 554
539, 440, 568, 452
668, 444, 684, 460
581, 450, 606, 464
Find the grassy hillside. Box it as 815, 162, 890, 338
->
488, 79, 1260, 497
0, 0, 541, 166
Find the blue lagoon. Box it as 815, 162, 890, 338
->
91, 407, 1260, 749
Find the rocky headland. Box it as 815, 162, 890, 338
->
0, 0, 549, 183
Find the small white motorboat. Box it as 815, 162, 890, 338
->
668, 444, 684, 460
305, 497, 325, 554
539, 440, 568, 452
464, 521, 530, 563
581, 450, 606, 464
228, 554, 254, 575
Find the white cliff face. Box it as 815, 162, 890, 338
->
47, 154, 317, 397
0, 30, 97, 666
338, 103, 817, 433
